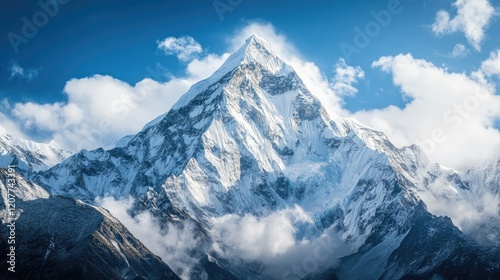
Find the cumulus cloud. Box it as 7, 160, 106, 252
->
209, 206, 351, 279
185, 53, 231, 81
4, 46, 230, 152
97, 197, 205, 280
10, 76, 192, 151
158, 36, 203, 61
354, 53, 500, 169
210, 206, 312, 260
331, 58, 365, 96
449, 43, 470, 58
432, 0, 495, 50
8, 61, 39, 81
97, 198, 351, 279
481, 49, 500, 76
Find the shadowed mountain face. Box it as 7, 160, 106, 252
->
0, 170, 180, 280
312, 203, 500, 279
1, 35, 498, 279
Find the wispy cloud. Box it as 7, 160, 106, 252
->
8, 61, 40, 81
97, 197, 206, 280
98, 196, 350, 279
449, 43, 470, 58
331, 58, 365, 97
209, 206, 350, 278
480, 49, 500, 77
432, 0, 495, 51
158, 36, 203, 61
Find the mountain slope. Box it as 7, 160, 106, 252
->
0, 169, 180, 280
312, 203, 500, 279
35, 35, 351, 216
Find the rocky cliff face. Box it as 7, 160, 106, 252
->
0, 169, 180, 280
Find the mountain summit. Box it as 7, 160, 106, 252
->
171, 34, 294, 111
31, 36, 500, 279
231, 34, 291, 73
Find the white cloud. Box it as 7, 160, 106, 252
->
419, 188, 500, 242
97, 197, 205, 280
158, 36, 203, 61
8, 61, 39, 81
186, 53, 231, 81
331, 58, 365, 96
0, 112, 30, 140
449, 43, 470, 58
481, 49, 500, 76
10, 76, 192, 152
97, 198, 351, 279
432, 0, 495, 50
210, 206, 312, 260
209, 206, 351, 278
354, 53, 500, 169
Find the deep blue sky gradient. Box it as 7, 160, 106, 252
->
1, 0, 499, 111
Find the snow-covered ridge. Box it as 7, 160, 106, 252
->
170, 34, 293, 112
0, 127, 70, 171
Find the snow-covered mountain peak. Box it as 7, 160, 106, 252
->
236, 34, 291, 74
244, 34, 266, 45
171, 35, 293, 111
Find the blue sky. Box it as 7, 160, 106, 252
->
1, 0, 500, 169
2, 0, 497, 106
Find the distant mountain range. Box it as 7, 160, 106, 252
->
0, 127, 70, 172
